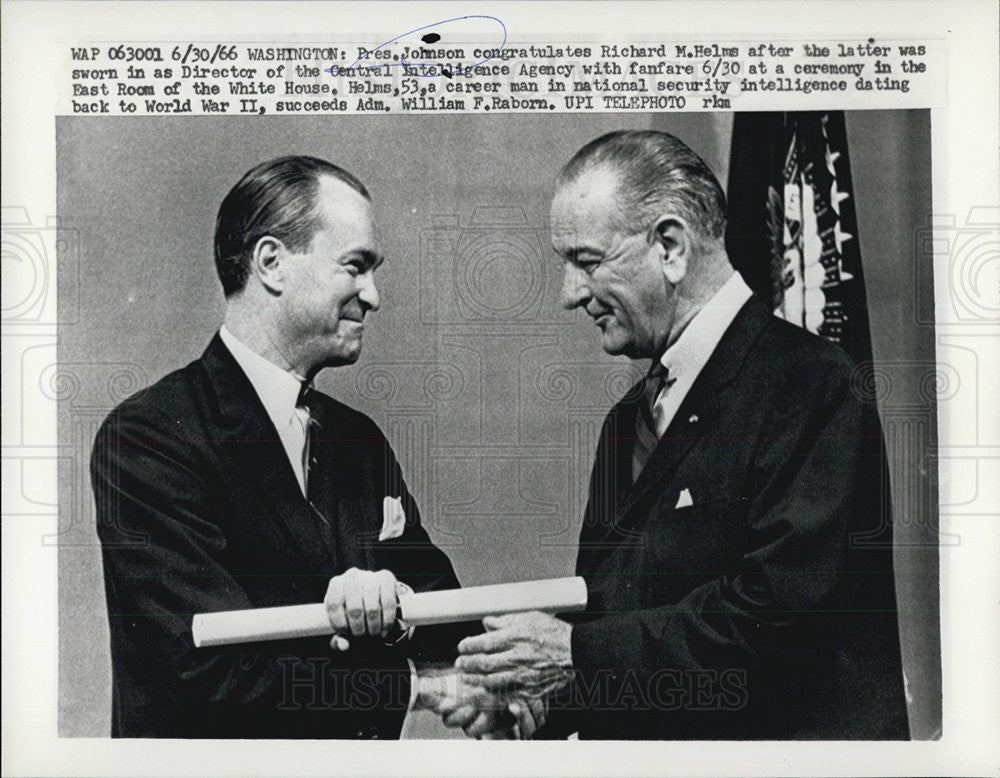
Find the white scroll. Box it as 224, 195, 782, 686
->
192, 576, 588, 648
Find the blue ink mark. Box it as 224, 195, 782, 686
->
326, 15, 507, 78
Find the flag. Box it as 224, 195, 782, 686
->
726, 111, 874, 365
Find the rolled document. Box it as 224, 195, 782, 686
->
192, 576, 587, 648
398, 576, 587, 627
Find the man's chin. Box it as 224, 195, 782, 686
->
603, 341, 651, 361
321, 341, 363, 368
599, 331, 631, 357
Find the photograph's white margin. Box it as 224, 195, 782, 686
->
2, 1, 997, 775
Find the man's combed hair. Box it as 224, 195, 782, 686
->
557, 130, 727, 244
214, 156, 371, 297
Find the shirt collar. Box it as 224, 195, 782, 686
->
659, 271, 754, 381
219, 325, 305, 425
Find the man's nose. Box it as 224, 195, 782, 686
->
560, 263, 590, 310
359, 270, 380, 312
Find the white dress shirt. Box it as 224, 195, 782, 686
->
219, 326, 310, 495
651, 271, 754, 436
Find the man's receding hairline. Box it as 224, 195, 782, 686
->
554, 163, 630, 213
309, 173, 373, 233
558, 157, 626, 190
317, 171, 372, 201
554, 162, 648, 237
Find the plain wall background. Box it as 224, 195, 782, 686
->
56, 111, 939, 739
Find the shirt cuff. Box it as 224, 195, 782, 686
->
395, 580, 417, 642
406, 659, 419, 712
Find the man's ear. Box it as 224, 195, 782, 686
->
250, 236, 287, 294
650, 215, 691, 287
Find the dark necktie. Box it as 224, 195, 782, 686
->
632, 361, 672, 482
297, 385, 323, 499
297, 384, 340, 563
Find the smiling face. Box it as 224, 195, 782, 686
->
279, 175, 383, 374
551, 167, 675, 360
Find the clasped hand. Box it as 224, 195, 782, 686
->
417, 668, 547, 739
420, 611, 574, 739
457, 611, 574, 700
324, 567, 405, 651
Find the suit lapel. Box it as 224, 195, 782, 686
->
575, 392, 645, 575
585, 298, 773, 558
310, 404, 377, 572
330, 433, 378, 572
615, 376, 721, 524
582, 384, 641, 541
200, 335, 336, 578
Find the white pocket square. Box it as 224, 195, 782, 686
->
675, 488, 693, 509
380, 496, 406, 541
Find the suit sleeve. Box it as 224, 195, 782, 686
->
567, 359, 878, 718
92, 404, 372, 719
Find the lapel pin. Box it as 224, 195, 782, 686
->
688, 414, 699, 424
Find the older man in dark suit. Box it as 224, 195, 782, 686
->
92, 156, 532, 739
456, 131, 909, 740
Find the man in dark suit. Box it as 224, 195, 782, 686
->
92, 156, 525, 738
456, 131, 909, 739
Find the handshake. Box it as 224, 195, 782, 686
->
322, 568, 577, 740
415, 652, 553, 740
192, 569, 583, 740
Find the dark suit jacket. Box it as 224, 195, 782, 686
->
92, 334, 470, 738
549, 296, 909, 740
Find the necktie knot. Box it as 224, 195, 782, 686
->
643, 361, 671, 409
297, 383, 324, 427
